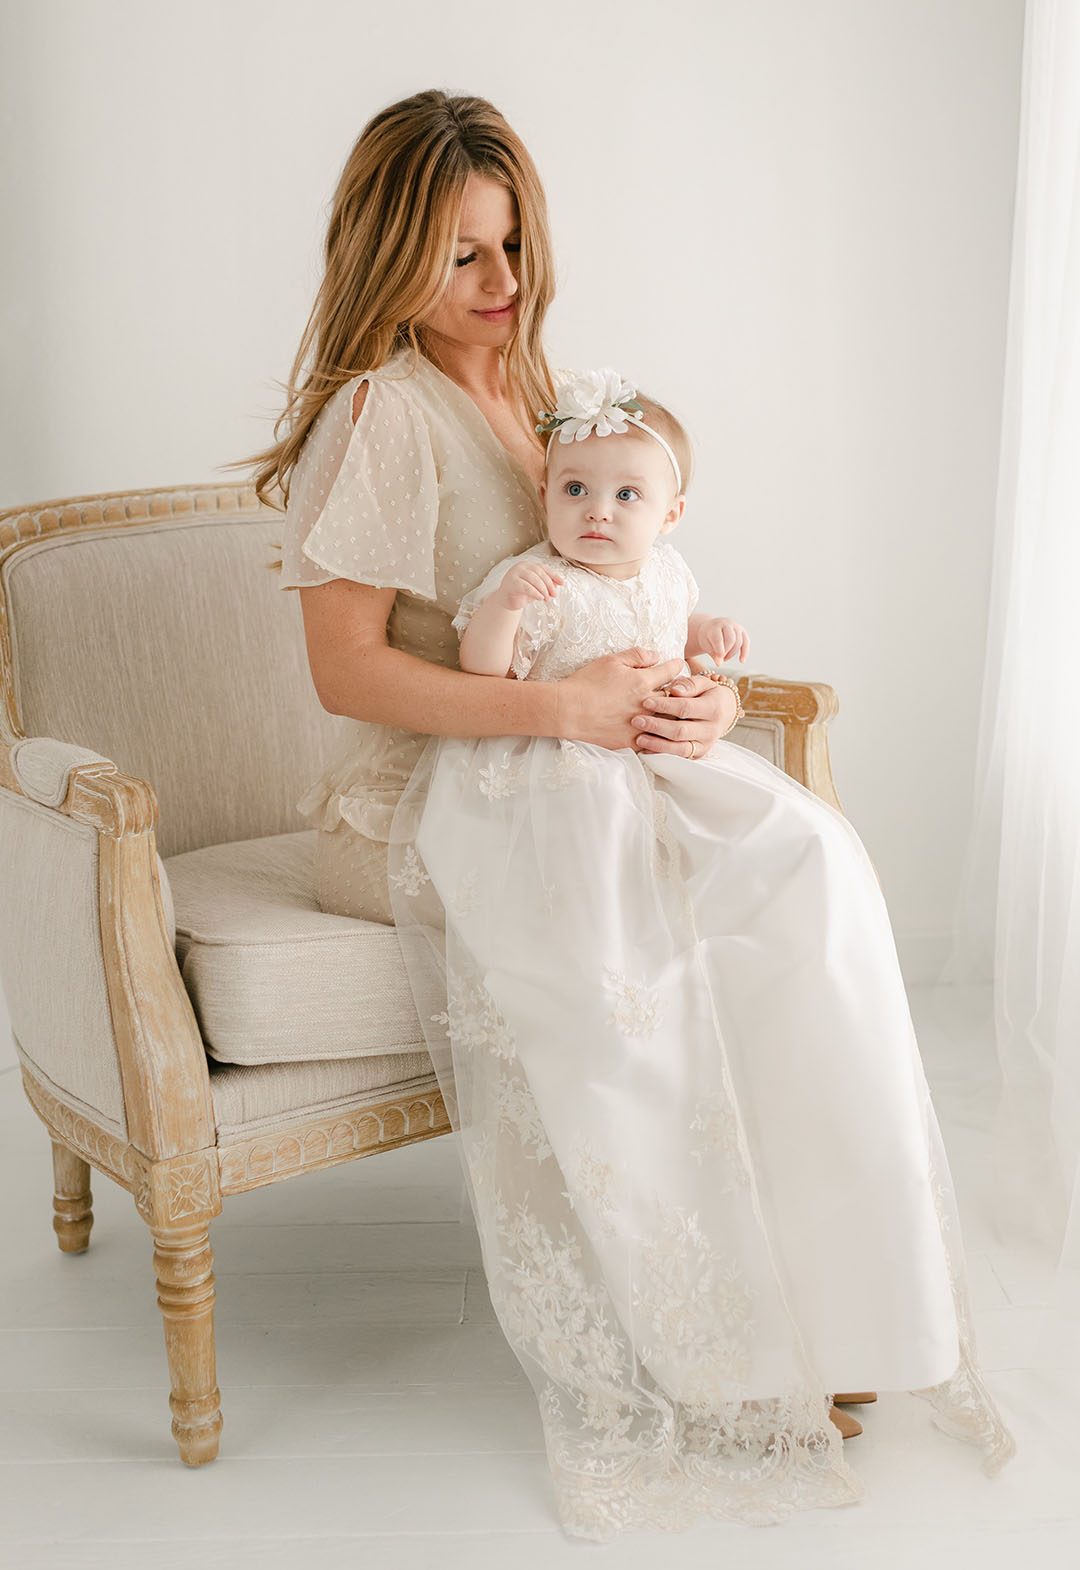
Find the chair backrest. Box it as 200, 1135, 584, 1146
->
0, 485, 347, 858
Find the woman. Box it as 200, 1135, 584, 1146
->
248, 90, 730, 930
236, 88, 1014, 1541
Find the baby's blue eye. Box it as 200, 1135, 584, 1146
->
617, 488, 639, 502
566, 482, 585, 497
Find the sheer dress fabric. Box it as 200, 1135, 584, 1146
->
385, 537, 1016, 1539
278, 347, 1016, 1540
276, 344, 547, 918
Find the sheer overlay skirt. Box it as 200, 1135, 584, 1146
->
381, 733, 1015, 1540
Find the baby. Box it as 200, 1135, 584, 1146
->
454, 370, 749, 748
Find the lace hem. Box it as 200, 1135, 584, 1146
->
911, 1350, 1017, 1476
903, 994, 1018, 1480
546, 1415, 865, 1541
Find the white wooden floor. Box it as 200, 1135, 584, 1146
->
2, 983, 1078, 1569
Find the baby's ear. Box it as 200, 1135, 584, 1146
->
663, 496, 686, 530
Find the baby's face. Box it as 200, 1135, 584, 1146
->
540, 431, 683, 578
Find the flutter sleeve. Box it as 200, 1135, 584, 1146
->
276, 373, 440, 598
451, 552, 562, 681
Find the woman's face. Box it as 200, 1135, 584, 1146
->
541, 434, 684, 576
418, 174, 522, 354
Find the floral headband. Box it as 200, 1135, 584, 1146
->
535, 368, 683, 494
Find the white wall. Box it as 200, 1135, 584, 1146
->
0, 0, 1024, 1071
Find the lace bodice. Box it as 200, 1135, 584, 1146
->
451, 537, 700, 683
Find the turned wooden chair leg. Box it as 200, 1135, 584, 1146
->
51, 1140, 93, 1253
152, 1220, 223, 1465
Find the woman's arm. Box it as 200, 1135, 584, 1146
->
299, 578, 562, 736
298, 577, 704, 752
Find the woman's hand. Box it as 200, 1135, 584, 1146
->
555, 648, 691, 751
631, 670, 741, 757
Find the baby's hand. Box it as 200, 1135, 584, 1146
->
493, 561, 565, 612
700, 616, 750, 664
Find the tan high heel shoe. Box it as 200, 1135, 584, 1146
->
829, 1404, 863, 1438
828, 1391, 877, 1439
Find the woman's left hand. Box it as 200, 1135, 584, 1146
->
631, 672, 739, 756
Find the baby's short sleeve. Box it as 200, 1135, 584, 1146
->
669, 545, 700, 617
451, 552, 561, 681
276, 374, 440, 598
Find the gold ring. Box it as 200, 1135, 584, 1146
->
687, 739, 698, 760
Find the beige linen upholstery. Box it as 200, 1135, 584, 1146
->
11, 734, 114, 805
207, 1056, 435, 1143
4, 789, 128, 1137
12, 734, 177, 946
167, 830, 425, 1065
0, 481, 841, 1469
4, 513, 349, 859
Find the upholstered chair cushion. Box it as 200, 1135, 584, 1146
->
166, 829, 426, 1067
206, 1053, 436, 1144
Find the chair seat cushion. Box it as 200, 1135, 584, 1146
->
165, 829, 426, 1066
207, 1055, 438, 1144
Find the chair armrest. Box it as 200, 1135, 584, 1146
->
10, 735, 114, 804
727, 672, 843, 812
9, 737, 176, 943
0, 734, 212, 1160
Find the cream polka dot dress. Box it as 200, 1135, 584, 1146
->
277, 344, 547, 922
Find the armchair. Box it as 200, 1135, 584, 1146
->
0, 481, 844, 1466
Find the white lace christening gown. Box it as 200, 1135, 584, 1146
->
384, 535, 1016, 1542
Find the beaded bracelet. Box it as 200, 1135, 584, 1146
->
703, 669, 745, 736
662, 669, 744, 738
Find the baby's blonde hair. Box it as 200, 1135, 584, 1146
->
627, 392, 694, 496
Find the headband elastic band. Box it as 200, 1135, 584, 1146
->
544, 417, 682, 495
536, 369, 683, 495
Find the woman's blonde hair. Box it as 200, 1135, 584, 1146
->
226, 90, 560, 512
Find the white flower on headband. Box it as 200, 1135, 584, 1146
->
536, 367, 644, 443
536, 364, 684, 493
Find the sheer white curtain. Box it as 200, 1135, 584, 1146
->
941, 0, 1080, 1369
